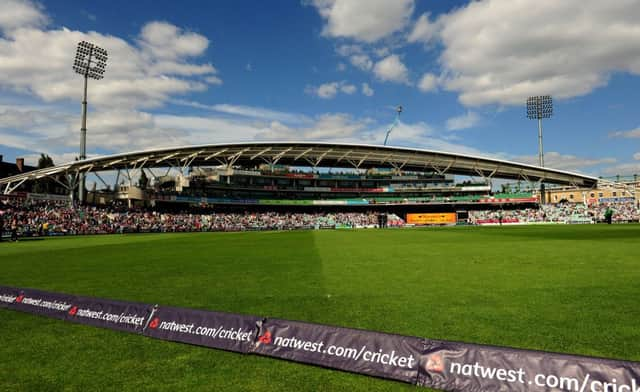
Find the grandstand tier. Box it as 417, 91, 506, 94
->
1, 143, 599, 199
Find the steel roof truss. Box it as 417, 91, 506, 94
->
4, 178, 27, 194
314, 149, 331, 167
204, 149, 228, 161
294, 148, 313, 161
271, 147, 293, 165
250, 147, 272, 161
357, 154, 371, 168
182, 151, 203, 171
226, 148, 250, 167
336, 150, 353, 163
104, 158, 127, 167
92, 171, 110, 189
156, 152, 180, 164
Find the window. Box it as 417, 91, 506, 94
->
612, 192, 617, 197
598, 192, 603, 197
590, 193, 595, 197
569, 194, 574, 199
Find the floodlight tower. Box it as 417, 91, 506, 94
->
73, 41, 108, 204
383, 105, 403, 146
526, 95, 553, 203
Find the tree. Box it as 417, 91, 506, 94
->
500, 183, 512, 194
138, 170, 149, 189
38, 154, 54, 169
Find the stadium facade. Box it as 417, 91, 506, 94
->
544, 182, 639, 205
0, 142, 601, 213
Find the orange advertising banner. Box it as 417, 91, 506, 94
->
406, 212, 457, 225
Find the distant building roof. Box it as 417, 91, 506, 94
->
0, 156, 37, 179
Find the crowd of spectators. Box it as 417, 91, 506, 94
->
1, 198, 638, 239
469, 201, 639, 224
0, 199, 404, 238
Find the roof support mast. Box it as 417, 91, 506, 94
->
383, 106, 403, 146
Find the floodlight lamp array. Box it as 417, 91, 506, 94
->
72, 41, 108, 79
526, 95, 553, 119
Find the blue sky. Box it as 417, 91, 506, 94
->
1, 0, 640, 176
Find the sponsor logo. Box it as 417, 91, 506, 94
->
149, 317, 160, 329
0, 294, 17, 304
148, 316, 254, 343
426, 353, 445, 373
258, 331, 272, 344
18, 296, 72, 311
70, 307, 145, 326
265, 331, 418, 369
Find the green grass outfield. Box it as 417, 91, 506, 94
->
1, 225, 639, 391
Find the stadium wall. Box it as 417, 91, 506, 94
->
545, 186, 639, 205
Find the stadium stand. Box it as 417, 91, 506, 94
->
1, 197, 637, 240
469, 201, 639, 224
0, 199, 405, 238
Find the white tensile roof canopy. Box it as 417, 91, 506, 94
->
0, 142, 598, 194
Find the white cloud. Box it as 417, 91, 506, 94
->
433, 0, 640, 106
340, 83, 357, 94
408, 13, 438, 44
0, 104, 263, 156
261, 115, 491, 156
0, 0, 492, 168
171, 99, 311, 124
0, 104, 74, 151
361, 83, 374, 97
600, 162, 640, 176
210, 104, 310, 123
138, 21, 209, 60
150, 61, 216, 76
0, 3, 219, 110
153, 114, 264, 145
609, 126, 640, 138
418, 73, 437, 92
373, 47, 390, 58
257, 113, 368, 141
82, 11, 97, 22
308, 82, 340, 99
257, 115, 492, 157
373, 121, 491, 156
309, 0, 414, 43
446, 112, 480, 131
0, 104, 68, 130
336, 62, 346, 71
349, 54, 373, 71
305, 81, 357, 99
512, 151, 616, 172
0, 105, 503, 176
205, 75, 223, 85
335, 45, 376, 74
373, 54, 410, 84
0, 105, 167, 154
0, 0, 48, 34
335, 44, 363, 57
603, 153, 640, 176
